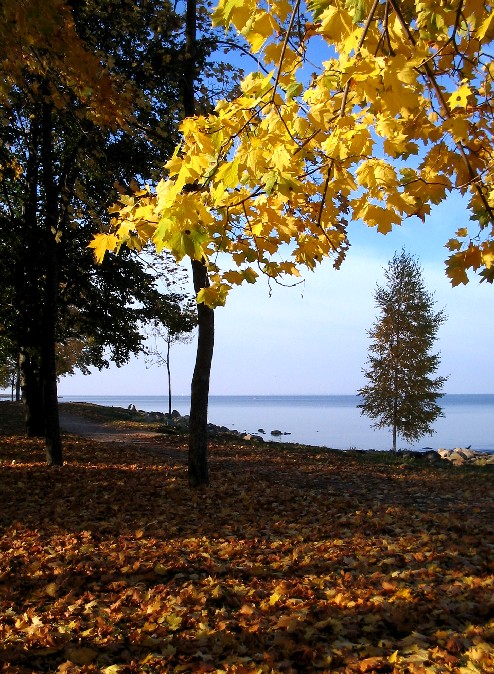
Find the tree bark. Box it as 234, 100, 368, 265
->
166, 337, 172, 417
189, 260, 214, 487
19, 348, 44, 436
18, 114, 45, 435
183, 0, 214, 487
40, 88, 63, 466
15, 359, 21, 401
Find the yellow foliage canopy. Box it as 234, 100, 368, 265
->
95, 0, 494, 304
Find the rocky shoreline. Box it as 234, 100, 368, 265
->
130, 406, 494, 467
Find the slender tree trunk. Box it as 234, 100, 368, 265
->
392, 364, 398, 452
15, 359, 21, 402
166, 337, 172, 417
189, 260, 214, 486
183, 0, 214, 486
41, 88, 62, 466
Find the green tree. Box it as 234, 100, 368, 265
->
0, 0, 210, 463
358, 251, 447, 452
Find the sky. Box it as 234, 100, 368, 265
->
54, 191, 494, 397
3, 29, 493, 399
55, 31, 493, 398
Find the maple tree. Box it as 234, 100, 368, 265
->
1, 401, 494, 673
93, 0, 494, 484
94, 0, 494, 293
358, 250, 447, 452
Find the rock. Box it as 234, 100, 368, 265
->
171, 409, 181, 419
449, 451, 465, 466
455, 447, 476, 459
271, 430, 282, 436
258, 428, 266, 434
423, 450, 442, 463
438, 448, 452, 458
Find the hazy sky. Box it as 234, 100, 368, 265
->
55, 191, 493, 397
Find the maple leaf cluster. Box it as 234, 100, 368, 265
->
1, 403, 494, 673
92, 0, 494, 303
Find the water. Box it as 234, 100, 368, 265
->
59, 394, 494, 452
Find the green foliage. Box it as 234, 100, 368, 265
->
0, 0, 200, 374
358, 251, 447, 451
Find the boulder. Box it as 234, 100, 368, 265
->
455, 447, 476, 459
271, 430, 282, 436
423, 450, 442, 463
449, 451, 465, 466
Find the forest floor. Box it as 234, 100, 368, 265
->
1, 401, 494, 674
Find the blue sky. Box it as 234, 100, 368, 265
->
5, 28, 493, 399
56, 191, 494, 397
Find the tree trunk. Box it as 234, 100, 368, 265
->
182, 0, 214, 487
166, 337, 172, 417
392, 365, 398, 452
19, 348, 44, 436
189, 259, 214, 487
41, 88, 63, 466
15, 359, 21, 402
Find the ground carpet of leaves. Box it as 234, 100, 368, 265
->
1, 403, 494, 673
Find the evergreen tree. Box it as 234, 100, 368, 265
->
358, 251, 447, 452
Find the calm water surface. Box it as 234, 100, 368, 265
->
60, 394, 494, 452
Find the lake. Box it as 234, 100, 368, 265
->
59, 394, 494, 452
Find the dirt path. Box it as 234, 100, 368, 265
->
58, 411, 190, 465
58, 411, 161, 443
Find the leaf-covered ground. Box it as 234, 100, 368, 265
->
1, 402, 494, 673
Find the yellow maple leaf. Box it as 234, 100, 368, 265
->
197, 283, 231, 308
88, 233, 119, 263
165, 613, 183, 631
481, 249, 494, 268
448, 83, 472, 110
358, 203, 401, 233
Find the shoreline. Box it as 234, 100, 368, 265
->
57, 401, 494, 466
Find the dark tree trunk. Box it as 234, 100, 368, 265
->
17, 114, 45, 435
183, 0, 214, 487
19, 349, 44, 436
15, 360, 21, 402
189, 260, 214, 487
41, 88, 63, 466
166, 337, 172, 417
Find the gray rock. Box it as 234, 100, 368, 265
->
271, 430, 282, 436
258, 428, 266, 434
